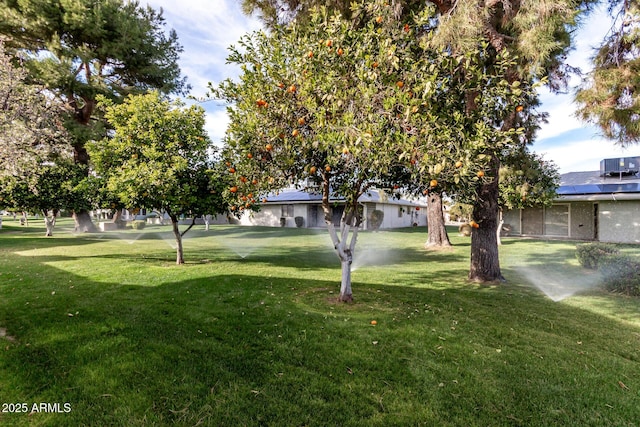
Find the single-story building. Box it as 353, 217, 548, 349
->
237, 188, 427, 230
503, 156, 640, 244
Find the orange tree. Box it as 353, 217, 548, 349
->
214, 2, 434, 301
87, 91, 228, 265
497, 152, 560, 243
394, 39, 540, 250
215, 0, 539, 299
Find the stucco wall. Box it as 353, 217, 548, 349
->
598, 200, 640, 244
570, 202, 595, 240
241, 202, 427, 229
240, 205, 282, 227
502, 210, 520, 234
378, 204, 425, 229
522, 207, 543, 235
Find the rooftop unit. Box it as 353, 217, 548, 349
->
600, 156, 640, 177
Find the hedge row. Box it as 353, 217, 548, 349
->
576, 243, 640, 296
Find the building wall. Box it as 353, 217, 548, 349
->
502, 209, 521, 235
599, 200, 640, 243
570, 202, 595, 240
522, 207, 543, 235
240, 202, 427, 229
239, 205, 282, 227
505, 200, 640, 243
377, 203, 425, 229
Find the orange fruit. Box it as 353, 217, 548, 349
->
370, 320, 378, 325
477, 171, 485, 178
326, 39, 333, 47
516, 105, 524, 112
375, 16, 383, 24
309, 166, 317, 174
455, 160, 463, 168
251, 179, 258, 185
325, 165, 331, 172
230, 186, 238, 193
396, 81, 404, 88
298, 117, 306, 125
429, 179, 438, 188
292, 129, 300, 137
372, 61, 379, 68
342, 147, 349, 155
247, 153, 253, 159
337, 48, 344, 56
307, 51, 314, 58
288, 85, 296, 93
228, 167, 236, 174
265, 143, 273, 151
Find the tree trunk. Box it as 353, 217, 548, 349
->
204, 215, 211, 231
425, 191, 451, 248
340, 255, 353, 302
321, 172, 357, 302
171, 217, 185, 265
469, 159, 504, 282
496, 209, 504, 246
73, 210, 97, 233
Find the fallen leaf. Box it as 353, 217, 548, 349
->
618, 381, 630, 391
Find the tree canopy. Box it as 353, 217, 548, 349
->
0, 0, 189, 231
215, 0, 544, 297
0, 40, 70, 179
575, 0, 640, 145
87, 91, 228, 264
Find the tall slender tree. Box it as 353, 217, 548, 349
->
0, 0, 188, 231
575, 0, 640, 145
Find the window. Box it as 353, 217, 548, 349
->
281, 204, 294, 218
398, 206, 404, 218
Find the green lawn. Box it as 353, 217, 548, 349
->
1, 218, 639, 426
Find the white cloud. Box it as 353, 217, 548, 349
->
203, 106, 230, 146
532, 5, 633, 174
144, 0, 263, 96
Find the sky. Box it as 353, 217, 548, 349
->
144, 0, 638, 174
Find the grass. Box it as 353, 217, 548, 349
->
0, 217, 639, 426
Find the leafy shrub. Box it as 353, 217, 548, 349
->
575, 243, 619, 269
130, 220, 146, 230
369, 210, 384, 230
598, 254, 640, 296
295, 216, 304, 228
